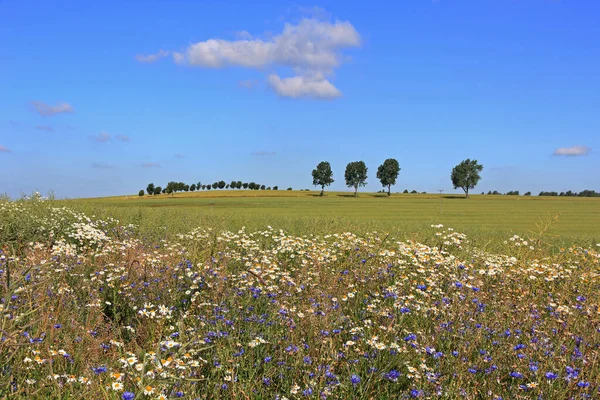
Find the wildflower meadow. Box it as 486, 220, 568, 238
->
1, 194, 599, 399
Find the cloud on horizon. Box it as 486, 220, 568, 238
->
138, 16, 360, 99
89, 132, 111, 143
552, 146, 591, 157
135, 49, 169, 63
31, 101, 74, 117
0, 145, 11, 153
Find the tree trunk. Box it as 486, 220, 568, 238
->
465, 188, 469, 199
354, 186, 358, 197
387, 185, 391, 196
320, 186, 324, 196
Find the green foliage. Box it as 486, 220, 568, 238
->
146, 183, 155, 195
138, 190, 144, 197
344, 161, 368, 197
312, 161, 334, 196
451, 159, 484, 198
376, 158, 400, 196
153, 186, 162, 195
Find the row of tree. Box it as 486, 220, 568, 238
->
313, 158, 484, 198
312, 159, 402, 197
142, 181, 279, 196
538, 190, 599, 197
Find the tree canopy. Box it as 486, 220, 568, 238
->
312, 161, 334, 196
376, 158, 400, 196
344, 161, 368, 197
450, 159, 483, 198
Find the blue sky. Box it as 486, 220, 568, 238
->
1, 0, 598, 198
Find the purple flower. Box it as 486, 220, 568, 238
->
545, 371, 558, 380
385, 370, 401, 381
351, 374, 360, 385
122, 392, 135, 400
510, 371, 523, 378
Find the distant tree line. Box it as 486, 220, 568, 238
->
538, 190, 599, 197
480, 190, 598, 197
140, 181, 279, 196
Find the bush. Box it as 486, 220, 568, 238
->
138, 190, 144, 197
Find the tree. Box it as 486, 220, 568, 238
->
273, 186, 278, 190
190, 184, 196, 191
236, 181, 243, 189
138, 190, 144, 196
403, 189, 409, 194
376, 158, 400, 196
344, 161, 368, 197
153, 186, 162, 195
524, 191, 531, 196
212, 182, 218, 189
146, 183, 155, 195
312, 161, 334, 196
450, 159, 483, 199
243, 182, 249, 189
287, 187, 292, 190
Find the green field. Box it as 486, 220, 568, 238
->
68, 190, 600, 245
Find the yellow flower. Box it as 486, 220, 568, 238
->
144, 386, 155, 395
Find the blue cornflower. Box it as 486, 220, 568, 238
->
262, 377, 271, 386
264, 356, 272, 363
410, 389, 423, 397
303, 388, 313, 396
122, 392, 135, 400
351, 374, 360, 385
386, 370, 400, 381
175, 392, 184, 398
545, 371, 558, 380
510, 371, 523, 378
577, 381, 590, 388
93, 366, 107, 374
53, 324, 62, 329
403, 333, 416, 341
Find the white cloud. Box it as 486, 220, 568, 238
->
141, 162, 161, 168
89, 132, 111, 143
115, 134, 131, 142
153, 17, 360, 99
31, 101, 74, 117
552, 146, 591, 156
135, 49, 169, 63
0, 145, 11, 153
268, 74, 341, 99
35, 125, 53, 132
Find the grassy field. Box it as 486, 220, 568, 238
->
69, 190, 600, 245
2, 194, 600, 399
